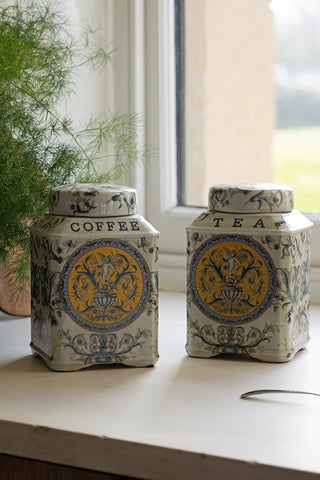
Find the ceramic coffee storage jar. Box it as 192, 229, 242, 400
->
186, 183, 313, 362
30, 184, 159, 371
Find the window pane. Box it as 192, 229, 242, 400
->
271, 0, 320, 212
181, 0, 320, 211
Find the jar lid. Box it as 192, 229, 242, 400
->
49, 183, 137, 217
209, 183, 294, 213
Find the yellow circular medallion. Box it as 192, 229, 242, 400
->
190, 235, 276, 324
60, 240, 150, 331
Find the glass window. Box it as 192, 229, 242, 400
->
271, 0, 320, 212
114, 0, 320, 295
179, 0, 320, 212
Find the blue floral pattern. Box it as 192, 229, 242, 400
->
58, 328, 152, 365
189, 319, 278, 357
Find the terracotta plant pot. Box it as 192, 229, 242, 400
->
0, 266, 31, 316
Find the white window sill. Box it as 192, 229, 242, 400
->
0, 292, 320, 479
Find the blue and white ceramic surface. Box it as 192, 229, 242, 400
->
186, 183, 313, 362
30, 183, 159, 371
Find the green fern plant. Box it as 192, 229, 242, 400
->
0, 0, 149, 296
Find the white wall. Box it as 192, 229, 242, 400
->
185, 0, 274, 206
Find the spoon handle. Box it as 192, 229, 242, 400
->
241, 389, 320, 399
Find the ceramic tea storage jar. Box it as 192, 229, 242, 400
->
30, 184, 159, 371
186, 183, 313, 362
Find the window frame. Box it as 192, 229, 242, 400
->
111, 0, 320, 301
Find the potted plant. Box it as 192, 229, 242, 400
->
0, 0, 148, 315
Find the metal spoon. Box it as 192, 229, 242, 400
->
241, 389, 320, 399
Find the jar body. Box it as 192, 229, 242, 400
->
186, 207, 312, 362
30, 212, 159, 370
